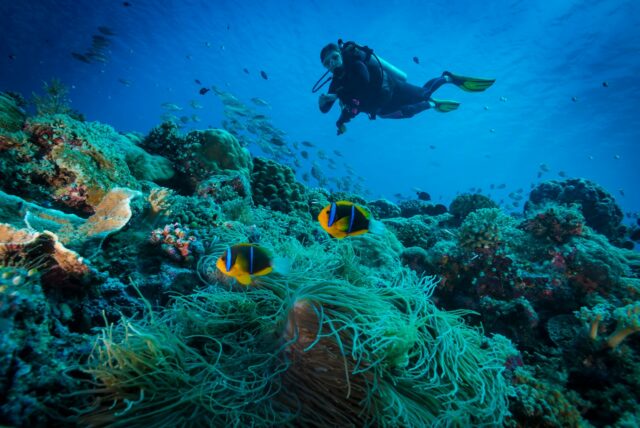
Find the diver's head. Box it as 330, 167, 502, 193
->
320, 43, 342, 72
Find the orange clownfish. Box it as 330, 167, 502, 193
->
216, 243, 273, 285
318, 201, 381, 239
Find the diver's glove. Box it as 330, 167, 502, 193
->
336, 123, 347, 135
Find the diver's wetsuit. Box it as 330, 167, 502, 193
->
326, 53, 448, 127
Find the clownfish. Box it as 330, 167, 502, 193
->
317, 201, 383, 239
216, 243, 273, 285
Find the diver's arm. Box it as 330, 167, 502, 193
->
336, 104, 356, 135
319, 93, 338, 113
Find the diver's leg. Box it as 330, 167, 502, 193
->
422, 76, 448, 98
379, 101, 433, 119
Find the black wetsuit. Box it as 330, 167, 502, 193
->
326, 48, 447, 127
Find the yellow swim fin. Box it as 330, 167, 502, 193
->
431, 98, 460, 113
444, 71, 496, 92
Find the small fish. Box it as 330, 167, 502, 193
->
539, 163, 550, 172
614, 154, 621, 160
490, 128, 496, 133
602, 81, 609, 87
412, 56, 420, 64
317, 150, 327, 160
195, 79, 201, 85
118, 78, 132, 86
490, 184, 495, 189
8, 54, 16, 60
558, 171, 567, 177
189, 100, 203, 109
571, 96, 578, 102
243, 68, 249, 74
92, 34, 110, 45
333, 149, 343, 157
302, 173, 310, 182
98, 26, 116, 36
512, 201, 519, 208
71, 52, 91, 63
122, 1, 132, 6
429, 145, 436, 150
318, 201, 377, 239
499, 96, 507, 102
216, 244, 274, 285
498, 183, 506, 189
619, 189, 625, 197
301, 140, 315, 148
300, 150, 309, 159
161, 102, 183, 111
270, 137, 286, 146
199, 87, 210, 95
251, 97, 270, 107
86, 51, 108, 63
416, 191, 431, 201
191, 114, 201, 122
180, 115, 190, 124
484, 105, 490, 110
260, 70, 268, 80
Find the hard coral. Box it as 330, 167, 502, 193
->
5, 115, 139, 213
449, 193, 497, 225
251, 157, 306, 213
526, 178, 623, 241
521, 204, 584, 244
141, 124, 252, 193
458, 208, 515, 251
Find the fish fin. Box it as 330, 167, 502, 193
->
368, 218, 385, 235
236, 274, 253, 285
253, 266, 273, 276
346, 229, 368, 237
272, 257, 290, 275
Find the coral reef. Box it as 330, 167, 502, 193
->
1, 102, 639, 427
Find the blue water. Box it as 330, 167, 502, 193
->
2, 0, 639, 217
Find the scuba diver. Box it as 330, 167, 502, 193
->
313, 40, 496, 135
